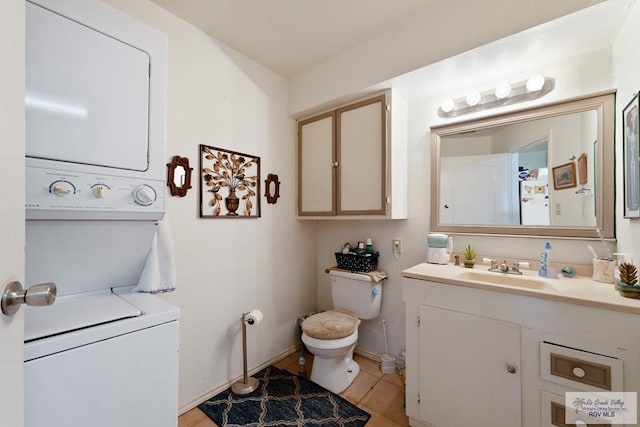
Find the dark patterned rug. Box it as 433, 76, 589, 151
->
199, 366, 371, 427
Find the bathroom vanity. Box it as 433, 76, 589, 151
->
402, 263, 640, 427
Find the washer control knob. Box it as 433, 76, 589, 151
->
132, 184, 157, 206
51, 181, 74, 197
92, 185, 109, 199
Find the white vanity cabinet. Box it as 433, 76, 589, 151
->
296, 89, 407, 219
402, 266, 640, 427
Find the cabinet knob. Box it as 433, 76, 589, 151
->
572, 366, 586, 378
331, 161, 339, 167
506, 365, 517, 374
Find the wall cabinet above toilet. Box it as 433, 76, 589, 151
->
296, 90, 408, 219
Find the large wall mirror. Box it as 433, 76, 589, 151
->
430, 90, 615, 239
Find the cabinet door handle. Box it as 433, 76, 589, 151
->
332, 161, 339, 167
572, 366, 586, 378
506, 365, 517, 374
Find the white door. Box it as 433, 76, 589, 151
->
0, 1, 26, 425
440, 153, 518, 225
419, 305, 522, 426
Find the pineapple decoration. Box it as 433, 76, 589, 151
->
618, 262, 638, 286
616, 261, 640, 299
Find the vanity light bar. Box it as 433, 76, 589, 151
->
438, 76, 555, 118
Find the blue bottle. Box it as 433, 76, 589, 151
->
538, 242, 550, 277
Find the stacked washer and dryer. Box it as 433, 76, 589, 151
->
24, 1, 179, 426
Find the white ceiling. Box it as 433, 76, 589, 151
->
149, 0, 617, 79
149, 0, 428, 77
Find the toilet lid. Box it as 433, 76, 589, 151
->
302, 310, 360, 340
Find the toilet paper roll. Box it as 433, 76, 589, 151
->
245, 309, 263, 326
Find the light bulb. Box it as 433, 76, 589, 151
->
494, 83, 512, 99
466, 92, 481, 107
526, 75, 545, 92
440, 98, 455, 113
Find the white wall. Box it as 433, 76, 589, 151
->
613, 1, 640, 264
104, 0, 317, 412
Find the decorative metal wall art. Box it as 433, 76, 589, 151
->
200, 145, 261, 218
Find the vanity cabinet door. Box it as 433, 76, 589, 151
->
419, 305, 522, 427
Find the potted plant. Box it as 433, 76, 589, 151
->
616, 262, 640, 298
463, 244, 476, 268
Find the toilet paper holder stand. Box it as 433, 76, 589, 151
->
231, 310, 261, 395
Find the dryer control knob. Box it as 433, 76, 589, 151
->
132, 185, 157, 206
92, 185, 109, 199
51, 181, 74, 197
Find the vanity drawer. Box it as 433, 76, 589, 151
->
541, 342, 622, 392
541, 391, 610, 427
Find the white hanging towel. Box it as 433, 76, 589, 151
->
133, 215, 176, 293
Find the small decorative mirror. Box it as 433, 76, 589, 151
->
264, 173, 281, 204
167, 156, 192, 197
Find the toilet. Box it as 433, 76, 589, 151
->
301, 269, 382, 394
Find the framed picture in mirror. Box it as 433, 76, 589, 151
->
552, 162, 577, 190
577, 153, 588, 185
623, 92, 640, 218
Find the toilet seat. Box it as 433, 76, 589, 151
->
301, 329, 358, 350
302, 310, 360, 340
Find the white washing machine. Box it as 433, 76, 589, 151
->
24, 288, 179, 427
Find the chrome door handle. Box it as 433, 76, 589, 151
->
1, 281, 57, 316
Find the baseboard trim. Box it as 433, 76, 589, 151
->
354, 347, 382, 362
178, 344, 302, 415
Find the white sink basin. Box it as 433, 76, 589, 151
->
457, 270, 556, 291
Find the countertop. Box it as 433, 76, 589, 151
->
402, 262, 640, 314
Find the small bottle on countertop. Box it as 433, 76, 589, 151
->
365, 238, 374, 254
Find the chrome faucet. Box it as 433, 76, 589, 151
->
511, 261, 524, 275
483, 258, 529, 275
500, 261, 509, 272
483, 258, 501, 272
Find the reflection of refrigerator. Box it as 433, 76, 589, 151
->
520, 169, 550, 225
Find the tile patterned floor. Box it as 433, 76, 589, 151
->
178, 352, 409, 427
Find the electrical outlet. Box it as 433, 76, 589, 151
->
392, 239, 402, 255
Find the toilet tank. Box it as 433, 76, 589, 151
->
329, 270, 382, 320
